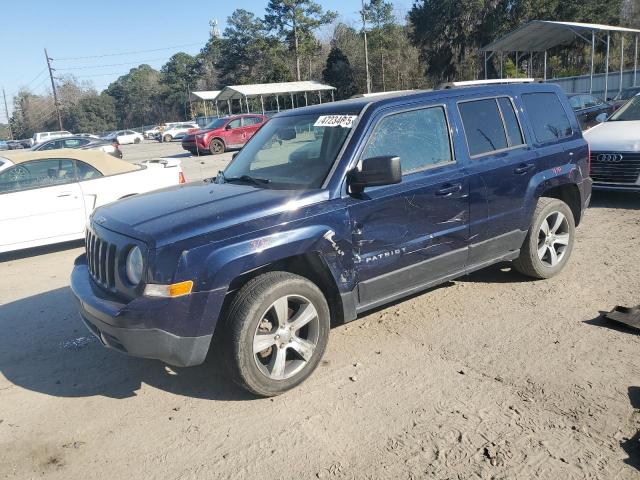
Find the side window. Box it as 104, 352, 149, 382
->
228, 119, 242, 129
0, 159, 75, 193
243, 116, 263, 126
76, 161, 103, 180
64, 139, 85, 148
497, 97, 524, 146
362, 106, 453, 175
585, 95, 602, 108
39, 141, 57, 150
458, 99, 508, 156
522, 93, 572, 143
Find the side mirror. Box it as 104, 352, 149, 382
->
225, 124, 233, 130
595, 113, 608, 123
349, 156, 401, 193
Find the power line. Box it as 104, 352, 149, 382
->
56, 57, 169, 71
53, 42, 203, 61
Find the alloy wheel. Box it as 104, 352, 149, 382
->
537, 211, 570, 267
253, 295, 320, 381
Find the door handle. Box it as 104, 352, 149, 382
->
514, 163, 534, 174
435, 183, 462, 196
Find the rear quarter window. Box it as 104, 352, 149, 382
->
458, 99, 508, 156
522, 92, 572, 143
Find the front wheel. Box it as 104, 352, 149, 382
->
222, 272, 330, 397
513, 197, 576, 279
134, 137, 141, 144
163, 134, 172, 143
209, 138, 225, 155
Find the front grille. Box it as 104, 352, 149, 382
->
86, 230, 116, 288
590, 152, 640, 184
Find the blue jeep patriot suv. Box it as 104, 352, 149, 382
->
71, 82, 592, 396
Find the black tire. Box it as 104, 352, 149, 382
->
134, 137, 141, 144
222, 272, 330, 397
209, 138, 225, 155
513, 197, 576, 279
163, 134, 172, 143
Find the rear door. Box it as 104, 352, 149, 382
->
0, 158, 85, 250
240, 116, 265, 144
456, 95, 535, 266
348, 103, 470, 309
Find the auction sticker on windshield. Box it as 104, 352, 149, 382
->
314, 115, 358, 128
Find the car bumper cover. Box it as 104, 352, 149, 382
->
70, 257, 212, 367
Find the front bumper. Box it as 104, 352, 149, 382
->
182, 138, 206, 151
592, 182, 640, 192
70, 256, 212, 367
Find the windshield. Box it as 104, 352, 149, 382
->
205, 118, 228, 130
615, 88, 640, 101
222, 113, 356, 190
608, 95, 640, 121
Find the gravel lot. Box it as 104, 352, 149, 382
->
1, 141, 639, 479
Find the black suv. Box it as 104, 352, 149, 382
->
71, 82, 592, 396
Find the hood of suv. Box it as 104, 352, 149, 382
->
584, 120, 640, 152
93, 181, 329, 248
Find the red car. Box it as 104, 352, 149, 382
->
181, 114, 268, 155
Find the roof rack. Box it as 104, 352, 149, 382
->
439, 78, 542, 89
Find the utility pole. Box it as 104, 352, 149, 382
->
361, 0, 371, 94
44, 48, 63, 130
2, 88, 13, 140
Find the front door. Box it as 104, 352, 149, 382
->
225, 118, 244, 147
347, 104, 470, 310
0, 158, 85, 250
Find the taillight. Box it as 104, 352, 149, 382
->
179, 172, 186, 184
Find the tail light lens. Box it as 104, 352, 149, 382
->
179, 172, 186, 184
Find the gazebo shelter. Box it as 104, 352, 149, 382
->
481, 21, 640, 99
191, 81, 336, 117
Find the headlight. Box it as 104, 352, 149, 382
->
126, 246, 143, 285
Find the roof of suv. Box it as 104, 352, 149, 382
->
274, 82, 563, 118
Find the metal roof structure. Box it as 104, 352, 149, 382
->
480, 21, 640, 99
215, 81, 335, 102
482, 21, 640, 52
190, 90, 221, 101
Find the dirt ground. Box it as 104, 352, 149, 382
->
1, 180, 640, 478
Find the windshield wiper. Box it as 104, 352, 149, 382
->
224, 174, 272, 187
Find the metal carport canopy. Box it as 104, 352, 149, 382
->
190, 90, 221, 101
215, 81, 335, 102
481, 21, 640, 52
480, 21, 640, 98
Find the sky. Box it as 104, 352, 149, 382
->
0, 0, 409, 119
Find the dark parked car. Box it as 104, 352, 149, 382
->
6, 140, 24, 150
71, 82, 591, 397
182, 114, 267, 155
32, 135, 123, 158
567, 93, 615, 130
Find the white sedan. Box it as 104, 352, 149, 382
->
584, 94, 640, 191
0, 149, 185, 253
116, 130, 144, 145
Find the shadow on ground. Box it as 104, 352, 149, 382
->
590, 191, 640, 210
0, 287, 252, 401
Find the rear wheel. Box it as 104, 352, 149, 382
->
134, 137, 141, 144
209, 138, 225, 155
222, 272, 330, 397
513, 197, 575, 279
